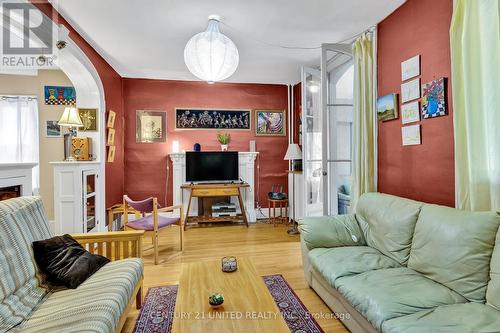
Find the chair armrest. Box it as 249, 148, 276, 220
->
298, 214, 366, 250
157, 205, 182, 213
71, 230, 145, 261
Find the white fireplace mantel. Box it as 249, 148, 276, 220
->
0, 163, 38, 196
169, 152, 259, 222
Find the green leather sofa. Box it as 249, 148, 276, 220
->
299, 192, 500, 333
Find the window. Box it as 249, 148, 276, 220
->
0, 96, 39, 193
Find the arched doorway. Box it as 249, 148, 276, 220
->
0, 2, 107, 233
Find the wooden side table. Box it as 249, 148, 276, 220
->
268, 198, 289, 226
180, 183, 250, 229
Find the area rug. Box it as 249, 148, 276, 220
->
132, 274, 324, 333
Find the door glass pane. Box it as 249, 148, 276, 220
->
328, 62, 354, 215
86, 196, 96, 232
302, 68, 323, 216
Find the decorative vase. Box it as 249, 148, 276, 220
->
221, 144, 228, 151
221, 256, 237, 272
209, 293, 224, 308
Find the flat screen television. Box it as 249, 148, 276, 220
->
186, 152, 239, 182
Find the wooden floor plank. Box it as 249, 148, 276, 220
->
121, 223, 349, 333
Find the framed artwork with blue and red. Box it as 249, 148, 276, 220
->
44, 86, 76, 105
255, 110, 286, 136
421, 78, 447, 119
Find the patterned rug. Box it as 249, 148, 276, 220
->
133, 274, 324, 333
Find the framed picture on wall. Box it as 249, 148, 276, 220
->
46, 120, 62, 137
422, 77, 447, 119
136, 110, 167, 143
107, 146, 116, 162
401, 101, 420, 124
401, 78, 420, 103
402, 124, 421, 146
401, 55, 420, 81
78, 108, 97, 131
175, 108, 251, 130
377, 93, 398, 121
44, 86, 76, 105
107, 128, 115, 145
107, 110, 116, 128
255, 110, 286, 136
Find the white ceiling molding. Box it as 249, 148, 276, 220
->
50, 0, 405, 84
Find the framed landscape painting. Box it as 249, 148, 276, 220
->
377, 93, 398, 121
46, 120, 61, 137
136, 110, 166, 143
255, 110, 286, 136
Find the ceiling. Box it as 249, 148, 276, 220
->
52, 0, 405, 84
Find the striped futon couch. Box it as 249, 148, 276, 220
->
0, 197, 145, 333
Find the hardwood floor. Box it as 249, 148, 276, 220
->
121, 223, 349, 333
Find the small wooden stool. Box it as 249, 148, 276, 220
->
268, 198, 289, 226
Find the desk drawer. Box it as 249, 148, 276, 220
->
192, 188, 239, 197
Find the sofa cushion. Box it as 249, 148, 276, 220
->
299, 214, 366, 250
33, 234, 110, 289
408, 204, 500, 303
308, 246, 401, 287
18, 258, 143, 333
335, 268, 467, 331
382, 303, 500, 333
487, 224, 500, 310
0, 197, 52, 332
355, 193, 423, 265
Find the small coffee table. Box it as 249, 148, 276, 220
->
172, 258, 290, 332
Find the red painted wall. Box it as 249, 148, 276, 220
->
122, 79, 289, 207
33, 2, 125, 207
377, 0, 455, 206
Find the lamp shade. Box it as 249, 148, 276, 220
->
184, 17, 239, 83
58, 107, 83, 127
284, 144, 302, 160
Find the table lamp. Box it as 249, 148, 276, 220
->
284, 143, 302, 235
58, 107, 83, 161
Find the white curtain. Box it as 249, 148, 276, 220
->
450, 0, 500, 211
350, 33, 376, 211
0, 97, 39, 193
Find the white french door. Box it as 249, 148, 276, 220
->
302, 44, 353, 217
301, 67, 324, 216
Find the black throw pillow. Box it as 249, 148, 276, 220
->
32, 234, 110, 289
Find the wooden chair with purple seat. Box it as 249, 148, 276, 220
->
123, 195, 183, 265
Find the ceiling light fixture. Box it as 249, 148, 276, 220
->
184, 15, 239, 84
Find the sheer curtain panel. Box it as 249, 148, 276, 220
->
0, 96, 39, 193
450, 0, 500, 211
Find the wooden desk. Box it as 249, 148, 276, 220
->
181, 183, 249, 229
172, 258, 290, 333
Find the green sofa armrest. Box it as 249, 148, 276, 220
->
298, 214, 366, 250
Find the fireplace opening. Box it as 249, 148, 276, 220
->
0, 186, 21, 201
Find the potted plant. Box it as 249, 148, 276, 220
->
217, 133, 231, 151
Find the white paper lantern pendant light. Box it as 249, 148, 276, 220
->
184, 15, 239, 84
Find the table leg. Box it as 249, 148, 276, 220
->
185, 190, 193, 231
238, 188, 249, 227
